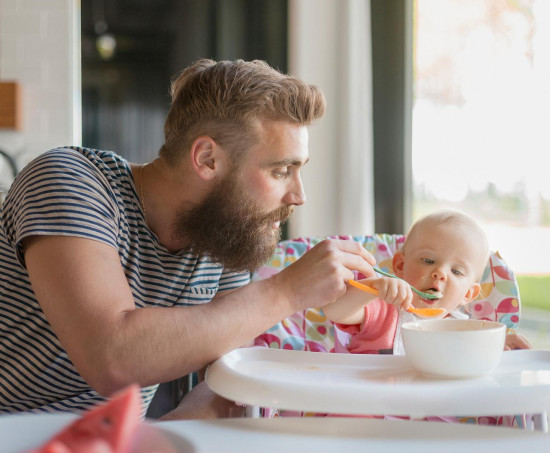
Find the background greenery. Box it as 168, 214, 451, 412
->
518, 275, 550, 311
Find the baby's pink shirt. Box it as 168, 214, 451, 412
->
334, 298, 398, 354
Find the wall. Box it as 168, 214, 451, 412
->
0, 0, 80, 182
288, 0, 374, 238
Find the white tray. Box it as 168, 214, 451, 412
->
206, 348, 550, 417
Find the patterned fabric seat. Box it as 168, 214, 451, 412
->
253, 234, 520, 352
252, 234, 528, 427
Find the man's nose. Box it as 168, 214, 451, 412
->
283, 176, 306, 206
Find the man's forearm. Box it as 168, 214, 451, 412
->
83, 277, 293, 395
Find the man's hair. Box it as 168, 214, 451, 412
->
159, 59, 326, 164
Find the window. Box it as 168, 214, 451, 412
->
413, 0, 550, 344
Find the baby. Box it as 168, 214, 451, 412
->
323, 209, 531, 354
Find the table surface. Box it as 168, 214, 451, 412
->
2, 412, 549, 453
206, 348, 550, 417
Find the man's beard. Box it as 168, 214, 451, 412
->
172, 174, 294, 272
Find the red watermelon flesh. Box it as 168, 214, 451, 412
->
31, 384, 142, 453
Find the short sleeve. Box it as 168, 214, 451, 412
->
334, 300, 398, 354
1, 148, 119, 268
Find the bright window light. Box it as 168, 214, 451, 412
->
412, 0, 550, 278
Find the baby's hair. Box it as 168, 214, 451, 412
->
404, 209, 489, 279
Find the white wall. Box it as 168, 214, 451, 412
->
0, 0, 80, 178
288, 0, 374, 239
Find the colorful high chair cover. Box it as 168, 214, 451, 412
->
252, 234, 528, 427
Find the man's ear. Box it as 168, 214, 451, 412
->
190, 136, 227, 181
392, 251, 405, 277
462, 282, 481, 305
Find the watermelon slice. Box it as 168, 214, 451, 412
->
30, 384, 143, 453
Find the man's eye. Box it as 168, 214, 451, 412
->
273, 168, 290, 178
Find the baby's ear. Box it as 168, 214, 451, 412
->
462, 282, 481, 305
392, 252, 405, 277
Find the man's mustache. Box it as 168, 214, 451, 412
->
265, 205, 295, 225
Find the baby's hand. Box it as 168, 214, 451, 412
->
371, 277, 414, 311
504, 332, 532, 350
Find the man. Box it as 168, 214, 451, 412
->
0, 59, 375, 415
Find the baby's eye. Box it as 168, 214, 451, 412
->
422, 258, 435, 265
452, 268, 464, 276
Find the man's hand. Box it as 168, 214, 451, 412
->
271, 239, 376, 313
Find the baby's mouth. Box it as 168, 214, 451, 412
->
423, 287, 444, 300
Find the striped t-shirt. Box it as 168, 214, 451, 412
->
0, 146, 250, 414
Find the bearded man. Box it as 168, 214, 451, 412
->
0, 59, 375, 416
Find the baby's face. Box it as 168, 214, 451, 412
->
396, 222, 486, 313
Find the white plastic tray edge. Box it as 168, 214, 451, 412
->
206, 348, 550, 417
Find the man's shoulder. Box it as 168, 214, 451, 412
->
31, 147, 131, 181
40, 146, 126, 166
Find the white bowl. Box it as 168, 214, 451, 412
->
401, 319, 506, 378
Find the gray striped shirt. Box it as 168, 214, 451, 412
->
0, 147, 250, 414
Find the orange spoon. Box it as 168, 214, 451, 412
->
348, 279, 446, 318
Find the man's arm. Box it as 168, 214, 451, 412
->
24, 235, 375, 396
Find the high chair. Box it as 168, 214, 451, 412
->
249, 234, 531, 428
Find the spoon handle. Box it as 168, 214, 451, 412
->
348, 278, 379, 295
372, 266, 440, 300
